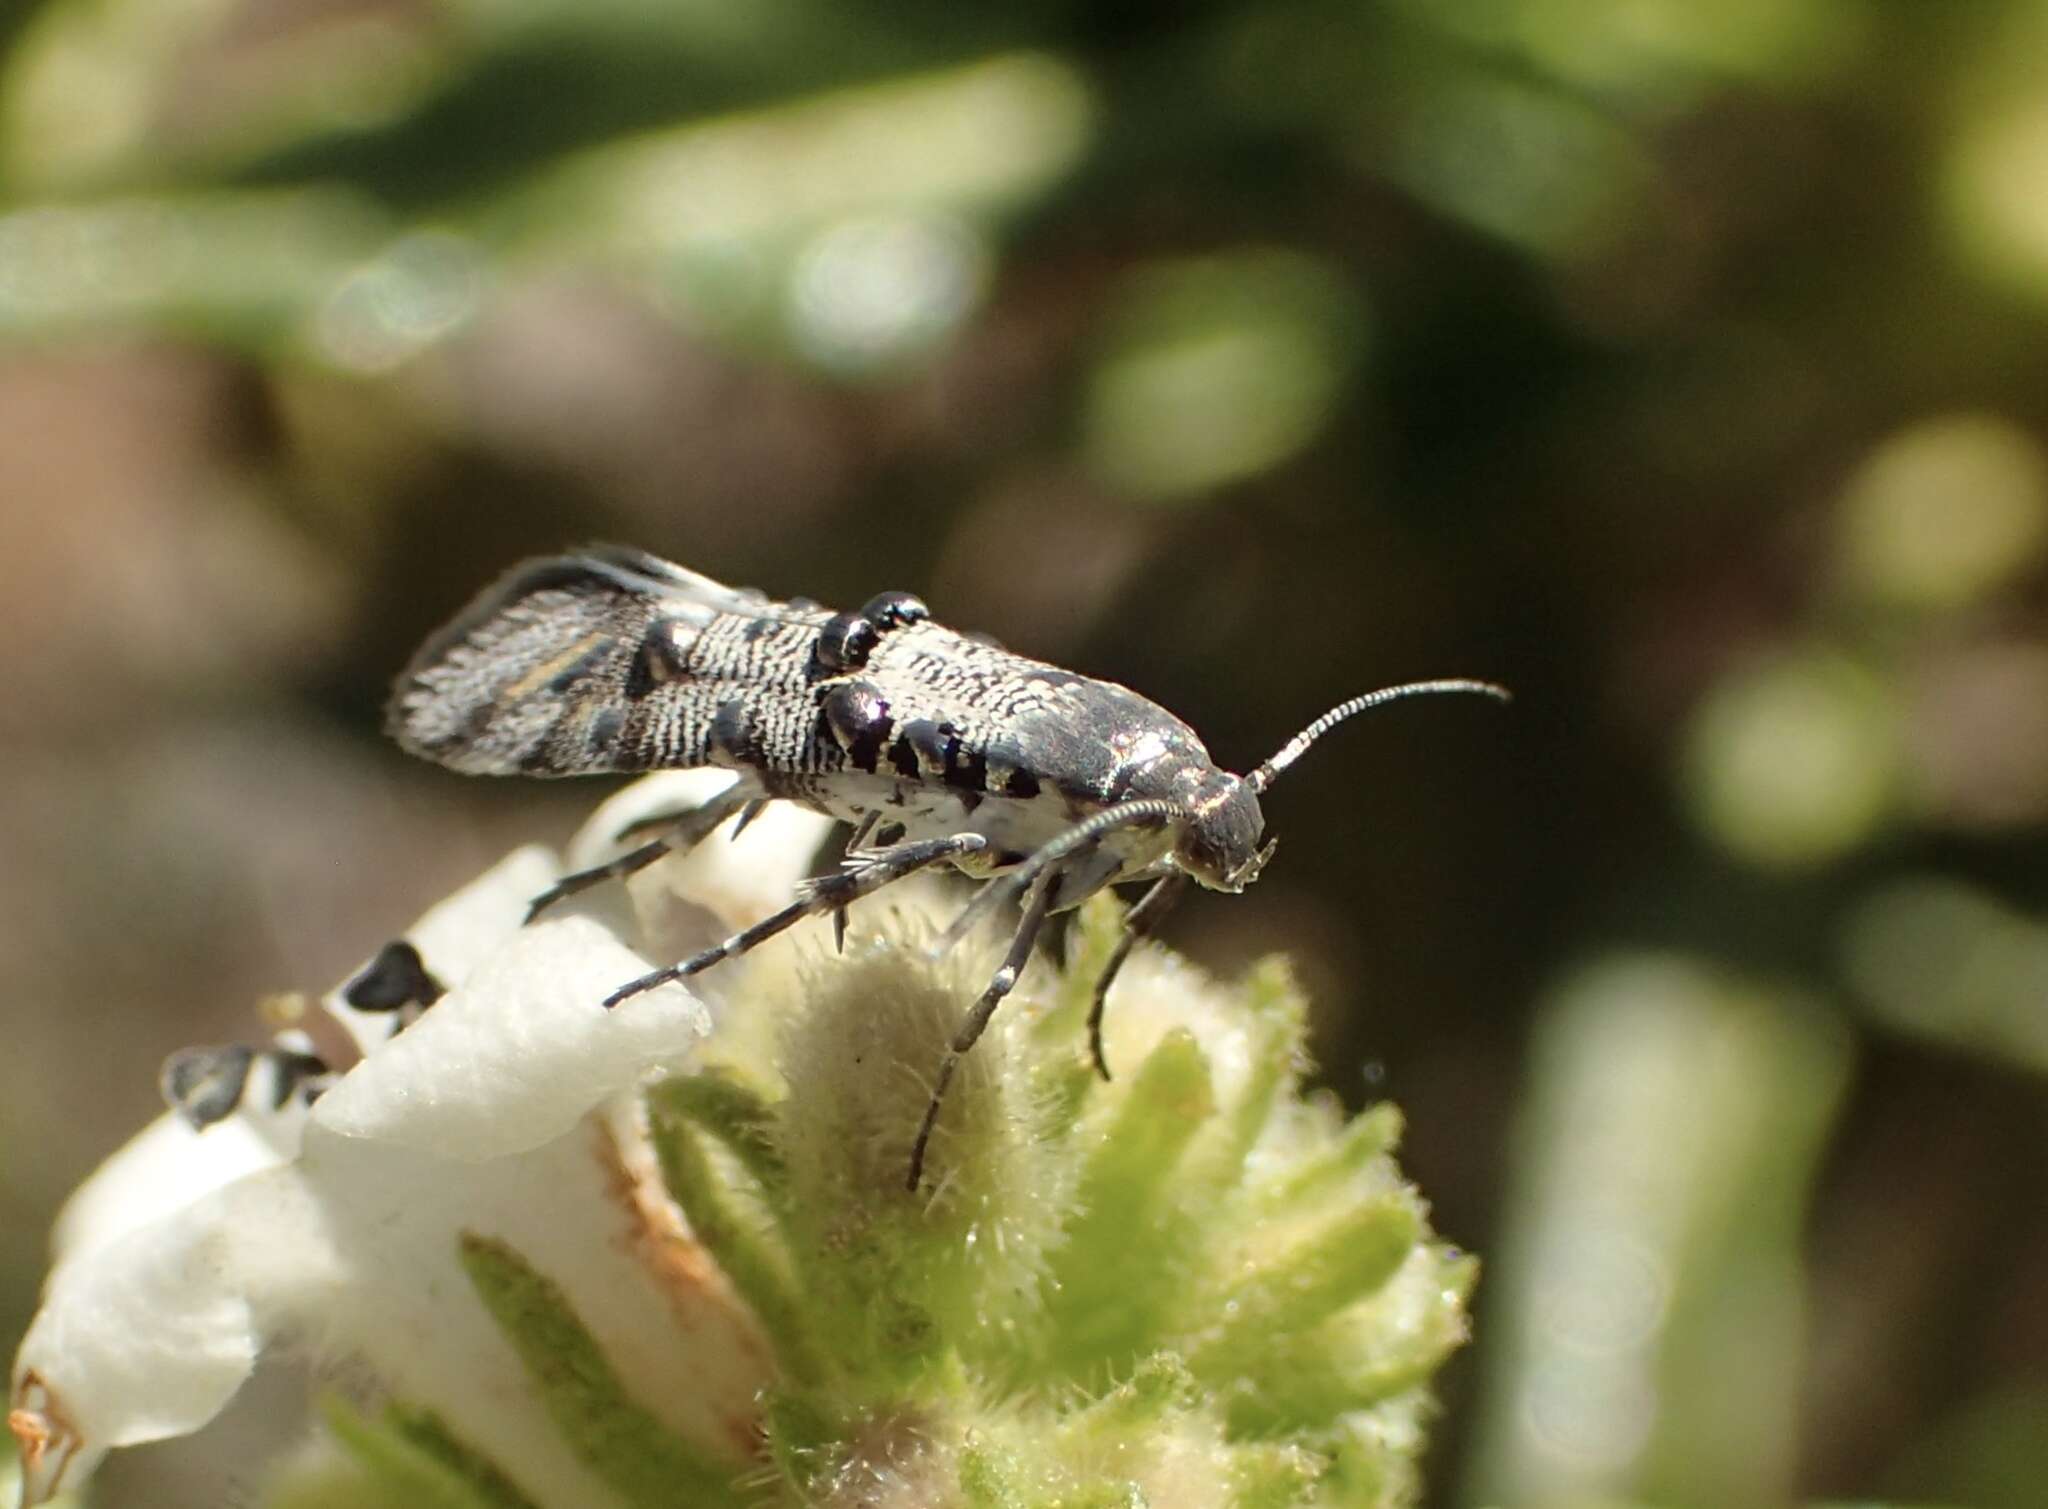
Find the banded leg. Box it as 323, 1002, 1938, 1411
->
833, 813, 883, 953
620, 796, 770, 846
726, 798, 770, 841
1086, 871, 1188, 1081
841, 810, 883, 856
603, 833, 989, 1009
526, 780, 760, 922
907, 870, 1057, 1192
933, 797, 1187, 957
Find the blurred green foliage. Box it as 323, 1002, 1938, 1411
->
3, 1, 2047, 1506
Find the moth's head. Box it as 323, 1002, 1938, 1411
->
1176, 774, 1273, 893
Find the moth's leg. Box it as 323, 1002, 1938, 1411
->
842, 810, 883, 857
833, 813, 883, 952
933, 797, 1186, 958
907, 869, 1057, 1192
526, 780, 760, 922
728, 798, 770, 842
617, 794, 770, 846
612, 812, 673, 844
604, 832, 989, 1008
1085, 871, 1188, 1082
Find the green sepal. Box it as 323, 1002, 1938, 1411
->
958, 1436, 1032, 1509
646, 1070, 788, 1205
772, 946, 1062, 1394
1220, 1248, 1476, 1436
646, 1095, 820, 1383
1039, 1028, 1215, 1378
1179, 956, 1311, 1199
1255, 1102, 1404, 1216
308, 1398, 541, 1509
1069, 1352, 1199, 1434
1226, 1441, 1322, 1509
1190, 1197, 1422, 1380
456, 1231, 744, 1508
756, 1389, 840, 1497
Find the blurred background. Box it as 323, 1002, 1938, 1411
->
3, 1, 2047, 1505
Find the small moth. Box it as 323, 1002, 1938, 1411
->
388, 546, 1506, 1188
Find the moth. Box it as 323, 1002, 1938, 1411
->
388, 547, 1506, 1188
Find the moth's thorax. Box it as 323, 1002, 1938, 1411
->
814, 633, 1228, 899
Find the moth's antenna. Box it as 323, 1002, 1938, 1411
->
1246, 678, 1510, 793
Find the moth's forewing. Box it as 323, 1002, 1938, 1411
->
386, 548, 821, 778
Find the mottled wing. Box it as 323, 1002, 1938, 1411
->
387, 547, 830, 777
837, 626, 1216, 814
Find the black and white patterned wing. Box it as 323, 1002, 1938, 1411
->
386, 547, 831, 777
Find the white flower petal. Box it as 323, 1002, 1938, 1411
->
671, 795, 835, 924
407, 843, 561, 978
310, 911, 710, 1160
292, 1116, 768, 1505
51, 1107, 299, 1267
565, 770, 731, 873
13, 1110, 769, 1508
322, 844, 560, 1053
11, 1165, 317, 1503
11, 801, 825, 1507
567, 770, 837, 930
